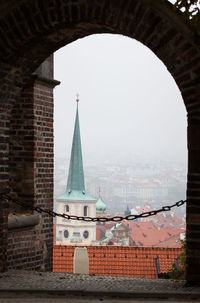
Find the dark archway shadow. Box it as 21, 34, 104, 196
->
0, 0, 200, 283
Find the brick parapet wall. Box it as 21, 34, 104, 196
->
0, 99, 15, 272
186, 111, 200, 282
33, 78, 56, 271
0, 200, 9, 272
9, 85, 35, 213
7, 75, 59, 271
0, 0, 199, 282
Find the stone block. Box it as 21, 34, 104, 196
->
74, 247, 89, 274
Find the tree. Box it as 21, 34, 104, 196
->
174, 0, 199, 13
167, 239, 186, 280
174, 0, 200, 35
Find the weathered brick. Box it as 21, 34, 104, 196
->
0, 0, 199, 283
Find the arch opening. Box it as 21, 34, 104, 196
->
54, 33, 187, 279
0, 0, 199, 283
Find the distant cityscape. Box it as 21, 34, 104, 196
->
54, 156, 186, 219
54, 104, 186, 277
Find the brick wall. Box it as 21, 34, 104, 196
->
9, 84, 34, 214
0, 0, 199, 283
31, 78, 55, 271
7, 69, 59, 271
8, 228, 42, 270
0, 85, 18, 272
0, 200, 9, 272
0, 103, 10, 272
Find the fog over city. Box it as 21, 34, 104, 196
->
53, 33, 187, 215
54, 34, 187, 166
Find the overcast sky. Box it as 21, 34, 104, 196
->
54, 33, 187, 166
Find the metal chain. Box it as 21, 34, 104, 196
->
0, 192, 186, 223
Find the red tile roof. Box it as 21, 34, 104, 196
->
53, 245, 183, 279
140, 231, 182, 248
129, 223, 184, 247
153, 234, 183, 248
132, 206, 185, 229
96, 221, 185, 248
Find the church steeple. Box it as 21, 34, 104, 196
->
57, 96, 95, 201
66, 96, 85, 193
56, 95, 96, 246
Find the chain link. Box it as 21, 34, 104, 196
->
0, 193, 186, 222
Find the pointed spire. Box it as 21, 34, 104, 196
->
124, 204, 131, 216
66, 96, 85, 193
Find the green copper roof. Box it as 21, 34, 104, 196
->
67, 103, 85, 192
57, 101, 96, 202
57, 190, 96, 201
96, 197, 106, 213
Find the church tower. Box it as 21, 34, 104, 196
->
56, 97, 96, 245
96, 190, 107, 226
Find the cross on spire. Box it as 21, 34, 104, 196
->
76, 93, 79, 103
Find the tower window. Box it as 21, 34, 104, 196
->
84, 206, 88, 216
64, 230, 69, 238
65, 205, 69, 212
83, 230, 89, 239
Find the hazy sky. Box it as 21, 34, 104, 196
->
54, 33, 187, 165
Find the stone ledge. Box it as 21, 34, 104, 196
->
8, 215, 39, 231
0, 289, 200, 301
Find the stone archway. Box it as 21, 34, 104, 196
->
0, 0, 200, 283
